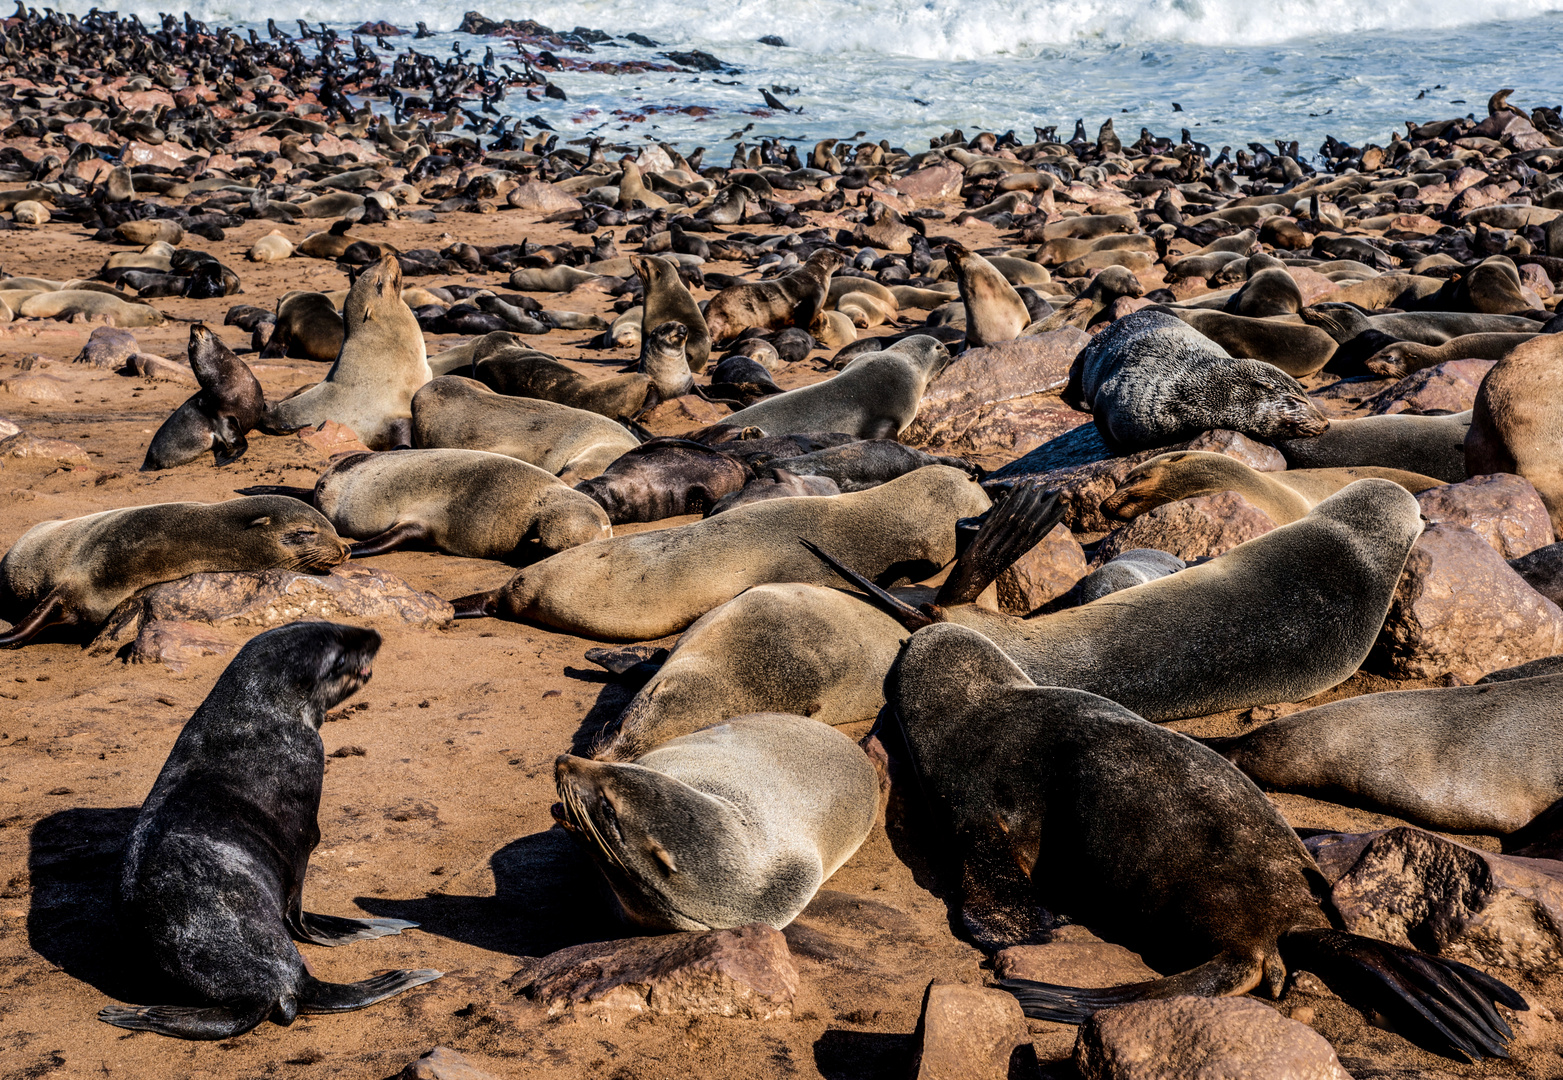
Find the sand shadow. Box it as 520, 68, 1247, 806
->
356, 824, 622, 958
812, 1029, 917, 1080
562, 671, 643, 756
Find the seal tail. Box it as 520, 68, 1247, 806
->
799, 538, 937, 631
98, 1001, 272, 1040
935, 481, 1063, 606
298, 969, 443, 1013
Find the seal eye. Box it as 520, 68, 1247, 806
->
598, 798, 624, 844
281, 528, 318, 545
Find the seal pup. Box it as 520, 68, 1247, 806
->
265, 257, 431, 449
946, 241, 1030, 346
759, 439, 977, 492
1365, 333, 1535, 379
637, 320, 695, 399
891, 622, 1522, 1062
100, 623, 441, 1039
707, 471, 842, 514
702, 249, 845, 345
314, 449, 610, 560
0, 497, 349, 648
411, 376, 640, 484
722, 336, 950, 439
451, 464, 989, 641
632, 254, 711, 371
1064, 310, 1328, 450
1102, 451, 1442, 525
1205, 672, 1563, 833
142, 324, 266, 470
1276, 411, 1471, 484
555, 713, 879, 930
262, 292, 344, 362
1467, 334, 1563, 531
573, 439, 748, 524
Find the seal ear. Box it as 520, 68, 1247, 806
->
247, 515, 272, 528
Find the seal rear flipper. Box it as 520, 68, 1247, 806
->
296, 969, 443, 1013
584, 645, 670, 680
998, 950, 1268, 1024
451, 590, 500, 619
349, 521, 431, 558
799, 538, 936, 631
0, 588, 74, 648
1278, 928, 1524, 1062
97, 1001, 272, 1040
289, 910, 418, 946
935, 481, 1063, 607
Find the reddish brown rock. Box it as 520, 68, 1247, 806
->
299, 419, 372, 458
1368, 359, 1494, 416
910, 980, 1027, 1080
894, 163, 963, 203
398, 1047, 500, 1080
506, 180, 582, 214
1181, 429, 1287, 471
508, 923, 797, 1020
901, 328, 1090, 458
640, 393, 733, 434
0, 431, 90, 466
1076, 996, 1352, 1080
1375, 522, 1563, 681
1288, 266, 1341, 305
74, 325, 140, 369
1520, 263, 1555, 300
994, 528, 1089, 615
1104, 295, 1154, 321
996, 926, 1158, 987
1415, 473, 1555, 559
1306, 827, 1563, 974
1096, 490, 1275, 564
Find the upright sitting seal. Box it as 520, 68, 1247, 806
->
891, 622, 1523, 1062
142, 324, 266, 470
946, 242, 1030, 347
555, 713, 878, 930
99, 622, 441, 1039
265, 257, 431, 449
638, 321, 695, 399
0, 497, 349, 648
1064, 310, 1328, 450
632, 254, 711, 370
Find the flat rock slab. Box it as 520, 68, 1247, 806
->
0, 431, 90, 466
1368, 359, 1493, 416
0, 371, 69, 401
507, 923, 798, 1020
299, 419, 372, 458
398, 1046, 500, 1080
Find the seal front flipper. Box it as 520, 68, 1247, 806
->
211, 415, 249, 466
0, 587, 74, 648
296, 969, 443, 1013
98, 1001, 272, 1040
349, 521, 431, 558
451, 590, 500, 619
288, 908, 418, 946
585, 645, 670, 681
799, 538, 936, 630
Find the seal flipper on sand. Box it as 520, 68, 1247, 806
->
287, 907, 419, 946
98, 1001, 274, 1040
0, 587, 73, 648
295, 969, 443, 1013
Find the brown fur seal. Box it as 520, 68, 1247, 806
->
313, 449, 610, 560
1276, 411, 1471, 484
1023, 266, 1142, 333
0, 497, 349, 648
632, 254, 711, 370
702, 249, 844, 346
1167, 308, 1337, 377
262, 292, 344, 363
1467, 334, 1563, 531
1364, 332, 1535, 379
1102, 450, 1442, 525
555, 713, 879, 931
99, 622, 440, 1039
573, 439, 748, 524
410, 376, 639, 484
475, 347, 652, 422
1206, 672, 1563, 833
946, 242, 1029, 346
19, 289, 164, 327
265, 258, 431, 449
891, 621, 1523, 1061
1224, 265, 1304, 318
638, 320, 695, 399
722, 335, 949, 439
452, 464, 989, 640
142, 325, 266, 471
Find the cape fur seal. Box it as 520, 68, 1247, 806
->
100, 622, 441, 1039
1205, 672, 1563, 833
0, 497, 349, 648
265, 259, 429, 448
638, 320, 695, 399
1467, 334, 1563, 532
702, 249, 843, 345
314, 449, 610, 560
142, 324, 266, 471
555, 713, 878, 930
946, 242, 1029, 346
891, 622, 1523, 1062
474, 346, 652, 422
1364, 332, 1535, 379
261, 292, 344, 362
573, 439, 748, 524
452, 464, 989, 640
1064, 310, 1328, 450
411, 375, 639, 484
1275, 410, 1471, 484
1166, 308, 1337, 377
632, 254, 711, 371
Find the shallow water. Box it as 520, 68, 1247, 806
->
51, 0, 1563, 158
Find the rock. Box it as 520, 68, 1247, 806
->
74, 325, 140, 369
1105, 295, 1154, 321
508, 923, 797, 1020
894, 163, 964, 203
398, 1047, 499, 1080
1306, 827, 1563, 974
90, 565, 454, 657
1368, 359, 1493, 416
116, 218, 184, 245
1076, 996, 1352, 1080
1519, 263, 1554, 300
910, 980, 1027, 1080
127, 620, 235, 672
1181, 429, 1287, 471
0, 416, 18, 438
1415, 473, 1555, 559
129, 352, 195, 385
1287, 266, 1341, 305
0, 432, 90, 466
1096, 490, 1275, 563
0, 372, 69, 401
994, 528, 1089, 615
299, 419, 372, 458
996, 926, 1158, 987
901, 329, 1091, 458
1375, 522, 1563, 681
862, 214, 915, 254
506, 180, 582, 214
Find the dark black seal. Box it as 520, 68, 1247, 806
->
99, 622, 441, 1039
142, 324, 266, 470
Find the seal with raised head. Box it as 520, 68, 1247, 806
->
891, 621, 1523, 1062
411, 375, 640, 484
0, 496, 349, 648
313, 448, 610, 559
99, 622, 441, 1039
632, 254, 711, 371
1364, 332, 1535, 379
1063, 310, 1328, 450
555, 713, 879, 930
265, 256, 431, 449
946, 241, 1030, 346
1467, 333, 1563, 532
261, 291, 344, 362
702, 248, 844, 345
1275, 410, 1471, 484
637, 320, 695, 399
142, 324, 266, 471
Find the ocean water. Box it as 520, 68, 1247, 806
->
51, 0, 1563, 159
